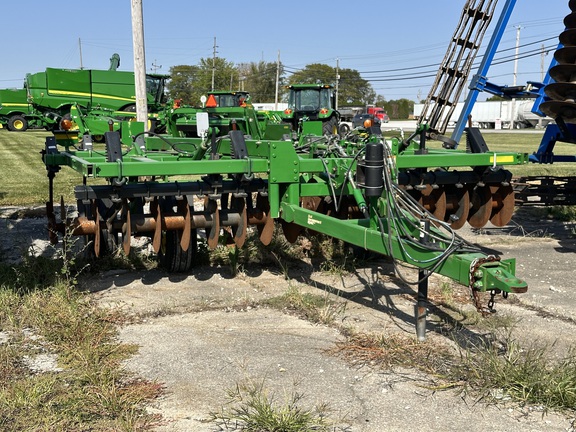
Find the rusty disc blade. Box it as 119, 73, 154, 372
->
46, 201, 59, 245
444, 186, 470, 230
259, 215, 274, 246
256, 193, 274, 245
468, 186, 492, 228
207, 200, 220, 250
232, 198, 248, 248
180, 198, 192, 252
93, 201, 101, 258
152, 198, 162, 253
281, 220, 301, 244
490, 184, 515, 227
122, 200, 131, 255
420, 185, 446, 221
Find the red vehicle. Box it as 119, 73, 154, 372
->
366, 105, 389, 123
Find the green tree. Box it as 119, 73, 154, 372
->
381, 98, 414, 120
338, 68, 376, 107
167, 58, 237, 106
287, 63, 375, 107
240, 61, 284, 102
288, 63, 335, 86
167, 65, 199, 104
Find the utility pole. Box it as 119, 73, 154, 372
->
274, 50, 280, 110
131, 0, 148, 125
513, 25, 522, 87
211, 37, 218, 91
510, 25, 522, 129
335, 58, 340, 110
78, 38, 84, 70
151, 59, 162, 73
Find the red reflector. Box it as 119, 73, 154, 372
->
284, 109, 292, 115
320, 108, 328, 114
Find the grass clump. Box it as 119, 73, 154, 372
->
265, 285, 347, 326
0, 248, 162, 430
453, 334, 576, 412
211, 377, 337, 432
332, 326, 576, 415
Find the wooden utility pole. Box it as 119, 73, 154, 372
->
131, 0, 148, 125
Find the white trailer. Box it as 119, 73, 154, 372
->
413, 100, 553, 129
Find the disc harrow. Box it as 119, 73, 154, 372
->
41, 111, 529, 338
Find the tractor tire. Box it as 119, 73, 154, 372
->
322, 117, 338, 135
339, 123, 351, 135
7, 115, 28, 132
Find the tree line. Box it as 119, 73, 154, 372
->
166, 58, 414, 119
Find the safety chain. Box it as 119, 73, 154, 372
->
469, 255, 501, 315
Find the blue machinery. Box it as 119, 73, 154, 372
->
419, 0, 575, 205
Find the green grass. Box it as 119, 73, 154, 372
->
0, 130, 86, 206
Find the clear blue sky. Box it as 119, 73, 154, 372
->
0, 0, 567, 102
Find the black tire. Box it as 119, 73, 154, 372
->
322, 117, 338, 135
7, 115, 28, 132
339, 123, 350, 135
158, 229, 197, 272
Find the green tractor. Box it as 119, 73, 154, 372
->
281, 84, 340, 135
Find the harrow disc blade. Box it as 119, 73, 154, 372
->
565, 12, 576, 28
93, 202, 101, 258
255, 193, 274, 246
553, 46, 576, 65
281, 220, 302, 244
444, 186, 470, 230
468, 186, 492, 228
180, 198, 192, 252
232, 197, 248, 248
544, 82, 576, 102
122, 200, 132, 255
489, 184, 515, 227
560, 28, 576, 47
152, 198, 162, 253
548, 64, 576, 85
417, 185, 447, 222
205, 198, 220, 250
540, 100, 576, 122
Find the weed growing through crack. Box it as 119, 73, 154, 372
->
332, 322, 576, 415
210, 377, 339, 432
452, 327, 576, 413
265, 285, 347, 326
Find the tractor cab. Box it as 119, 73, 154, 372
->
206, 91, 251, 108
282, 84, 339, 135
